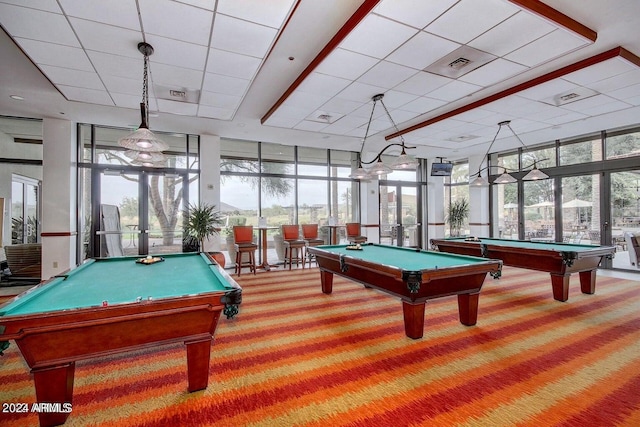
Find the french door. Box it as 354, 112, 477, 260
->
93, 169, 188, 257
379, 183, 421, 247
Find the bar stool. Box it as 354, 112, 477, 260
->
346, 222, 367, 244
233, 225, 257, 276
282, 225, 306, 270
301, 224, 325, 267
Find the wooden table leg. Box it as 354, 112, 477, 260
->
402, 301, 425, 339
186, 339, 212, 392
579, 270, 596, 294
550, 273, 570, 302
320, 270, 334, 294
458, 292, 479, 326
33, 363, 75, 427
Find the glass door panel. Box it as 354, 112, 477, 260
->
98, 172, 140, 257
379, 184, 420, 247
147, 174, 185, 255
524, 179, 555, 242
400, 186, 419, 247
561, 175, 600, 244
379, 185, 397, 245
610, 170, 640, 270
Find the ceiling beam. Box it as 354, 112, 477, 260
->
385, 47, 640, 141
508, 0, 597, 42
261, 0, 380, 124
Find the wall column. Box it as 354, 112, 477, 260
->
468, 154, 490, 237
359, 179, 379, 243
426, 159, 445, 242
199, 134, 221, 251
41, 118, 76, 280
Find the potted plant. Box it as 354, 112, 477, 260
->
183, 203, 226, 267
446, 198, 470, 237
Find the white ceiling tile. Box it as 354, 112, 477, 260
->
394, 71, 451, 96
426, 0, 519, 44
212, 14, 277, 59
294, 120, 330, 132
374, 0, 458, 29
270, 105, 308, 120
263, 115, 301, 128
398, 96, 447, 114
283, 90, 331, 111
150, 63, 203, 89
340, 14, 417, 59
139, 0, 213, 46
320, 98, 363, 116
111, 92, 141, 109
206, 49, 261, 80
217, 0, 294, 28
544, 110, 588, 125
175, 0, 216, 11
198, 105, 234, 120
58, 85, 114, 105
459, 58, 528, 86
608, 82, 640, 101
559, 94, 617, 112
0, 0, 60, 13
379, 90, 418, 109
69, 18, 142, 59
468, 11, 555, 57
157, 98, 199, 115
298, 73, 351, 98
0, 3, 79, 46
593, 69, 640, 95
88, 51, 143, 79
505, 29, 587, 67
568, 99, 633, 116
199, 91, 241, 109
386, 31, 460, 70
315, 48, 378, 81
563, 58, 636, 86
102, 74, 140, 96
427, 79, 481, 101
517, 79, 579, 101
202, 73, 249, 96
39, 64, 104, 90
385, 108, 418, 124
144, 35, 208, 70
336, 81, 387, 103
14, 38, 93, 71
60, 0, 140, 30
357, 61, 417, 89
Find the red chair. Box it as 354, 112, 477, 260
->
233, 226, 257, 275
301, 224, 325, 267
346, 222, 367, 244
282, 225, 306, 270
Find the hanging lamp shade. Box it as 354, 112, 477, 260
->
493, 170, 517, 184
118, 42, 167, 153
522, 161, 550, 181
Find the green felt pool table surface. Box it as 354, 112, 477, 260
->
317, 243, 496, 270
1, 252, 237, 317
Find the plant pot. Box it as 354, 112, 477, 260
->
207, 251, 226, 268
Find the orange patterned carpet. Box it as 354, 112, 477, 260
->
1, 266, 640, 426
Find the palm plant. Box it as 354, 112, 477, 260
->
183, 203, 224, 252
446, 198, 470, 237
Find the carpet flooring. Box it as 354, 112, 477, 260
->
1, 266, 639, 426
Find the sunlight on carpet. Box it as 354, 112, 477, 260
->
1, 267, 639, 426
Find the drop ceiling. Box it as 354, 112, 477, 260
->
0, 0, 639, 162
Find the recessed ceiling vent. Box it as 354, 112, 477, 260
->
424, 46, 496, 78
154, 84, 200, 104
541, 87, 599, 106
306, 110, 344, 124
448, 57, 472, 70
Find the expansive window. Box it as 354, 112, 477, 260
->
78, 124, 198, 260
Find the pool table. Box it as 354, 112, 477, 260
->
307, 244, 502, 339
0, 252, 241, 427
430, 237, 616, 302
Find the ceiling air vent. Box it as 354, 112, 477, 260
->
541, 87, 599, 106
154, 84, 200, 104
448, 57, 471, 70
306, 110, 344, 125
169, 89, 187, 98
559, 93, 580, 102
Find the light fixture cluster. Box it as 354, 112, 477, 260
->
349, 94, 418, 180
117, 42, 168, 167
470, 121, 549, 186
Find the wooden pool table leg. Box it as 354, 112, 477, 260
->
550, 273, 570, 302
320, 270, 334, 294
33, 362, 75, 427
458, 292, 480, 326
402, 301, 425, 339
186, 339, 212, 392
579, 270, 596, 294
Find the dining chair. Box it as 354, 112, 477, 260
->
345, 222, 367, 244
233, 225, 257, 275
301, 224, 325, 267
281, 225, 306, 270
